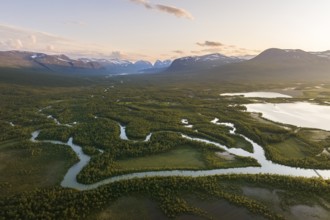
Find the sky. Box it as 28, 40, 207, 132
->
0, 0, 330, 62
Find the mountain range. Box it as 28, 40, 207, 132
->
167, 53, 243, 72
0, 51, 172, 75
206, 48, 330, 81
0, 48, 330, 82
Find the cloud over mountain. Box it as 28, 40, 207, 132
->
129, 0, 152, 9
193, 40, 260, 57
173, 50, 184, 54
0, 24, 83, 54
0, 24, 155, 61
129, 0, 193, 20
197, 41, 223, 47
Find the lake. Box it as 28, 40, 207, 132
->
221, 92, 292, 98
245, 102, 330, 131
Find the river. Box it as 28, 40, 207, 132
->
30, 119, 330, 191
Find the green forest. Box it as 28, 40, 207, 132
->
1, 73, 330, 219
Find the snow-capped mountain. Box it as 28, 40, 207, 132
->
167, 53, 243, 72
310, 50, 330, 59
154, 59, 172, 68
30, 53, 104, 73
250, 48, 330, 63
77, 58, 171, 74
0, 51, 165, 75
2, 49, 329, 78
78, 58, 131, 66
206, 48, 330, 81
134, 60, 153, 70
0, 51, 104, 74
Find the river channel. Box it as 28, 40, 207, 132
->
30, 119, 330, 191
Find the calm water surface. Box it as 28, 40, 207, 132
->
221, 92, 292, 98
245, 102, 330, 131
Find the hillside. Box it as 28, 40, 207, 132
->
0, 50, 172, 76
167, 53, 243, 72
1, 48, 330, 84
161, 48, 330, 83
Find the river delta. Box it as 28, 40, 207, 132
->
2, 82, 330, 219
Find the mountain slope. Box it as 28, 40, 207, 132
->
0, 51, 45, 69
30, 53, 105, 74
78, 58, 171, 74
206, 48, 330, 82
0, 50, 171, 75
0, 51, 105, 75
249, 48, 329, 64
1, 49, 330, 82
154, 60, 172, 69
310, 50, 330, 60
167, 53, 243, 72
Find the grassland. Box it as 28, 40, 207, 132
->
117, 146, 206, 170
270, 138, 309, 159
115, 145, 258, 175
89, 196, 167, 220
0, 140, 77, 197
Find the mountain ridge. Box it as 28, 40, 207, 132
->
167, 53, 243, 72
199, 48, 330, 82
0, 50, 172, 75
1, 48, 330, 82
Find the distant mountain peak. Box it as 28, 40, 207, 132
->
3, 48, 329, 78
134, 60, 152, 65
31, 53, 46, 59
154, 59, 172, 68
310, 50, 330, 59
251, 48, 329, 63
167, 53, 243, 72
257, 48, 304, 56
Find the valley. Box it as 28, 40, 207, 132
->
1, 75, 330, 219
2, 1, 330, 219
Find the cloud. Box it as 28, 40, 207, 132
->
29, 35, 37, 44
0, 23, 110, 56
129, 0, 193, 20
130, 0, 152, 9
197, 41, 223, 47
190, 50, 201, 54
0, 23, 161, 62
193, 41, 260, 57
154, 4, 193, 20
172, 50, 184, 54
4, 39, 23, 50
109, 51, 123, 59
46, 44, 55, 51
16, 39, 23, 49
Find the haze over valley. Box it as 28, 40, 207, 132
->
1, 1, 330, 220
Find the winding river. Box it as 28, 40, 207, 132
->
30, 120, 330, 191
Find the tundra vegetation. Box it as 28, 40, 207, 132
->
1, 74, 330, 219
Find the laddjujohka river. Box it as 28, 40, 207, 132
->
30, 118, 330, 191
